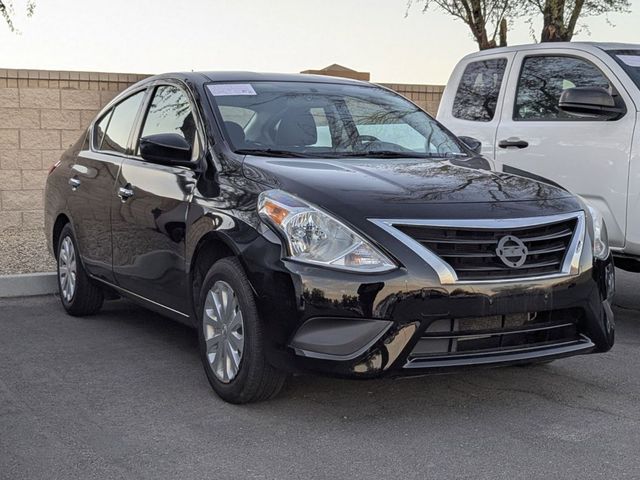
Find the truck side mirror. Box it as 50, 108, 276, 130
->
559, 87, 625, 119
458, 136, 482, 155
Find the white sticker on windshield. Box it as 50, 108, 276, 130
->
617, 55, 640, 67
208, 84, 256, 96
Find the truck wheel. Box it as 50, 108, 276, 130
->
56, 224, 104, 316
197, 257, 288, 404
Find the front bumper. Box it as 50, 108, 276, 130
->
243, 235, 615, 378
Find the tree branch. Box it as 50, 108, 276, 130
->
566, 0, 585, 38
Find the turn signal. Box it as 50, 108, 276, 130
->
261, 199, 290, 226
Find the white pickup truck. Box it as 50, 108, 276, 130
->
437, 42, 640, 271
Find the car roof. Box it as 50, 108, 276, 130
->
140, 71, 373, 87
100, 70, 389, 121
460, 41, 640, 60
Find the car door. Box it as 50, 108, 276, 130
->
111, 82, 201, 314
437, 53, 515, 161
66, 90, 146, 282
494, 50, 636, 248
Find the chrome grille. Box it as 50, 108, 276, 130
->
396, 218, 576, 280
371, 212, 585, 283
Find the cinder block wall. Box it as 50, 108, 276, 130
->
0, 69, 444, 232
379, 83, 445, 117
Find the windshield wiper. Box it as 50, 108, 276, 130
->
234, 148, 316, 158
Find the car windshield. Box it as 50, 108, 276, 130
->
608, 50, 640, 90
206, 81, 465, 159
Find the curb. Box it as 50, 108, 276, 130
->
0, 272, 58, 298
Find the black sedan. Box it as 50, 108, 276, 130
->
44, 72, 615, 403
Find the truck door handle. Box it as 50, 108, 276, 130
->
118, 186, 135, 201
68, 177, 81, 190
498, 138, 529, 149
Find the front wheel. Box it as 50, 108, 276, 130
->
56, 224, 104, 316
198, 257, 287, 403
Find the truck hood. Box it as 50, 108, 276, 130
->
242, 156, 575, 219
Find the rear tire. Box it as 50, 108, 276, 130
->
56, 224, 104, 316
198, 257, 287, 404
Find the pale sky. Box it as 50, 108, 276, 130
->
1, 0, 639, 85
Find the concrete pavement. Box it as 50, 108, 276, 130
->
1, 271, 639, 479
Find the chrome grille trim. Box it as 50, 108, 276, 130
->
370, 211, 586, 284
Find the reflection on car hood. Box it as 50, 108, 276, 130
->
242, 155, 580, 225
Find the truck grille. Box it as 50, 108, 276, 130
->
394, 217, 578, 281
408, 309, 584, 362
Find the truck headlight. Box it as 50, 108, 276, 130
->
587, 206, 609, 260
258, 190, 396, 272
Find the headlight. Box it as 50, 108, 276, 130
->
587, 205, 609, 260
258, 190, 396, 272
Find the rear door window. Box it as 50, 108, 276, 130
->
101, 91, 145, 153
452, 58, 507, 122
609, 50, 640, 89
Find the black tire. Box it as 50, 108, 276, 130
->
56, 224, 104, 316
197, 257, 288, 404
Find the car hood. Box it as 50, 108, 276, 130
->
242, 156, 576, 218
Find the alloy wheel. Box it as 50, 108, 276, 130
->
203, 280, 245, 383
58, 236, 77, 302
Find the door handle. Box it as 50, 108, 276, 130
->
498, 138, 529, 149
118, 186, 135, 201
68, 177, 81, 190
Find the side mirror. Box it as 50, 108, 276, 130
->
559, 87, 625, 119
140, 133, 193, 166
458, 136, 482, 155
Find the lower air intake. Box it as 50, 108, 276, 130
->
407, 309, 586, 363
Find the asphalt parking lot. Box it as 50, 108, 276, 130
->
1, 271, 640, 480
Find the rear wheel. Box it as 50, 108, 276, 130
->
56, 224, 104, 316
198, 257, 287, 403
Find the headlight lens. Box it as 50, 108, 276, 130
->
258, 190, 396, 272
588, 205, 609, 260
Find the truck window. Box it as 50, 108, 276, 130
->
514, 56, 614, 121
452, 58, 507, 122
608, 50, 640, 90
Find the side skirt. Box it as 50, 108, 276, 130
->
92, 276, 195, 326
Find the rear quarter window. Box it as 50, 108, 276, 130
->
93, 110, 112, 150
452, 58, 507, 122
